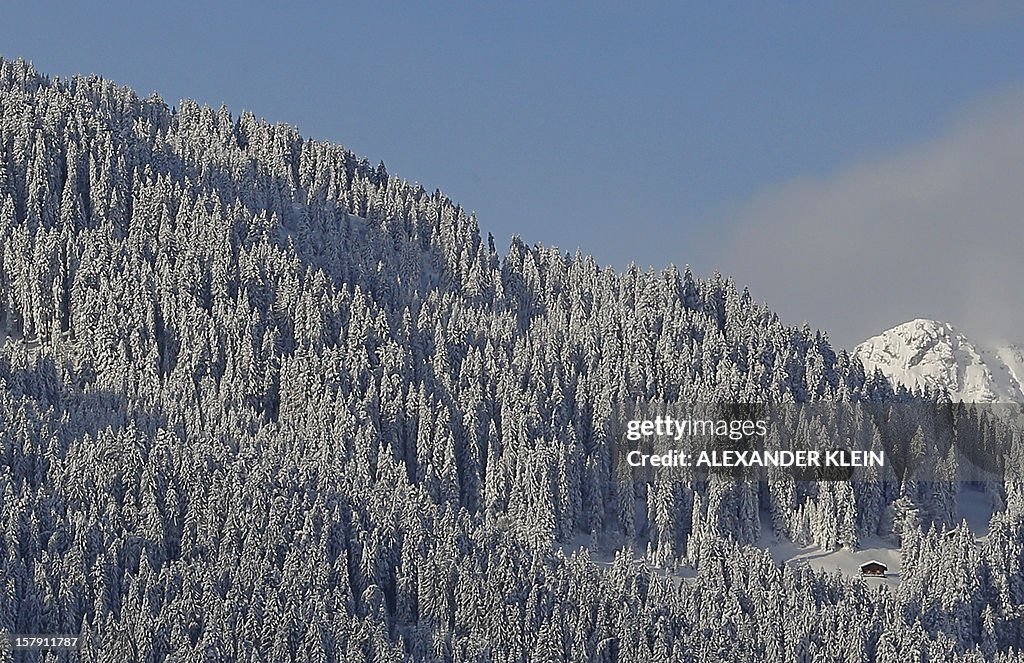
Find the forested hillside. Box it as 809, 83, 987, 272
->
1, 58, 1022, 662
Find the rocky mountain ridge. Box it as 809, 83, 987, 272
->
854, 318, 1024, 403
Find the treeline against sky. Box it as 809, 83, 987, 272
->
1, 58, 1022, 661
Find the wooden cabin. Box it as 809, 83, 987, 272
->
859, 560, 887, 577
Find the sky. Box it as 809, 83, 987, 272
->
1, 2, 1022, 348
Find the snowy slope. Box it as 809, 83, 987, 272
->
853, 319, 1024, 403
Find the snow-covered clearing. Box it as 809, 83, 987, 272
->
757, 533, 902, 588
956, 484, 997, 538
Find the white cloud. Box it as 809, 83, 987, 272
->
717, 87, 1024, 349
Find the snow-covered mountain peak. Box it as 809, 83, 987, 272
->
853, 319, 1024, 403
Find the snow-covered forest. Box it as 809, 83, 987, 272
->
1, 58, 1022, 661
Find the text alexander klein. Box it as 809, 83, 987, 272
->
625, 449, 885, 468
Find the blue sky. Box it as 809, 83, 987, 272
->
3, 2, 1023, 345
